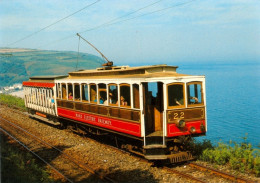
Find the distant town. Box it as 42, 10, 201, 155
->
0, 83, 24, 98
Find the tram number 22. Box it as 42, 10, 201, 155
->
174, 112, 184, 119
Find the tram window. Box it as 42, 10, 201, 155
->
108, 84, 118, 105
168, 83, 185, 107
133, 84, 140, 109
62, 84, 67, 99
120, 84, 131, 107
82, 84, 89, 102
187, 82, 203, 105
98, 84, 107, 104
90, 84, 97, 103
74, 84, 80, 101
68, 83, 73, 100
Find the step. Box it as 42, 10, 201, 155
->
143, 144, 167, 149
145, 155, 168, 160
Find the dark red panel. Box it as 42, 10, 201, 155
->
167, 120, 205, 137
23, 81, 55, 88
57, 107, 141, 137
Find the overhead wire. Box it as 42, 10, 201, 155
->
79, 0, 164, 34
102, 0, 196, 28
36, 0, 165, 49
36, 0, 195, 50
6, 0, 101, 47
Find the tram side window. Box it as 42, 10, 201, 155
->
187, 82, 203, 105
133, 84, 140, 109
98, 83, 107, 104
82, 84, 89, 102
108, 84, 118, 105
90, 84, 97, 103
120, 84, 131, 107
68, 84, 73, 100
168, 83, 184, 107
62, 84, 67, 99
74, 84, 80, 100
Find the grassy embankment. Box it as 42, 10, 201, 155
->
1, 94, 259, 177
1, 135, 55, 183
0, 93, 26, 111
0, 94, 55, 182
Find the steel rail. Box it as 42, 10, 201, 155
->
162, 166, 207, 183
0, 116, 116, 183
189, 162, 255, 183
0, 127, 74, 183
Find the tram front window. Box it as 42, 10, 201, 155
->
187, 82, 203, 105
168, 83, 184, 107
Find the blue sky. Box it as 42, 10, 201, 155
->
0, 0, 259, 65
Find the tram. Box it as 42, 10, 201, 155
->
23, 63, 206, 163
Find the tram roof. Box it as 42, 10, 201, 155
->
67, 64, 188, 79
28, 75, 67, 82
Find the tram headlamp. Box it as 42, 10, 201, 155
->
175, 119, 186, 128
189, 126, 196, 133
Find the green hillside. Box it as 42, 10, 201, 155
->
0, 49, 104, 87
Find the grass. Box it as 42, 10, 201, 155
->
191, 137, 260, 177
0, 94, 26, 111
1, 134, 54, 183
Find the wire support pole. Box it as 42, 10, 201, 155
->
76, 36, 81, 71
0, 127, 74, 183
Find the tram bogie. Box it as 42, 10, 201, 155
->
23, 64, 206, 163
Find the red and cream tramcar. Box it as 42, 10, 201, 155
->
23, 64, 206, 163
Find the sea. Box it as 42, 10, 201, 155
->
177, 61, 260, 147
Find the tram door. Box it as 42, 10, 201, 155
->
143, 82, 164, 137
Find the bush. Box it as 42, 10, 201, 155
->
0, 94, 26, 111
197, 137, 260, 177
187, 138, 214, 156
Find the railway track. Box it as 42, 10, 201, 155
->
0, 107, 258, 183
0, 116, 116, 183
84, 134, 256, 183
162, 163, 256, 183
188, 162, 255, 183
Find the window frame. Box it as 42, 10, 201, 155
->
186, 81, 204, 107
132, 84, 140, 109
89, 83, 97, 103
74, 83, 81, 101
119, 83, 131, 108
68, 83, 73, 100
81, 83, 89, 102
61, 83, 67, 100
108, 84, 118, 106
98, 83, 107, 105
167, 82, 186, 109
